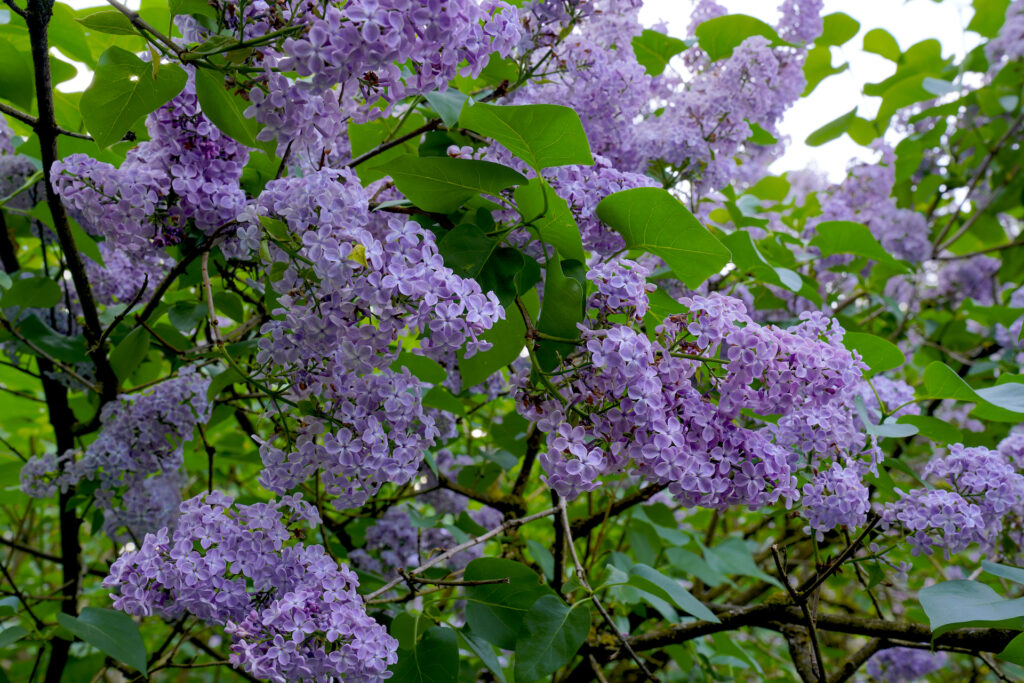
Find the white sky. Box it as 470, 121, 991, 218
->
640, 0, 981, 180
53, 0, 980, 180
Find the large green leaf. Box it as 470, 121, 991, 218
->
459, 102, 593, 171
13, 315, 89, 364
923, 362, 1024, 419
1, 275, 61, 309
459, 628, 507, 683
631, 29, 689, 75
514, 178, 585, 262
391, 351, 447, 385
514, 595, 591, 682
464, 558, 554, 650
109, 326, 151, 382
0, 40, 35, 109
919, 580, 1024, 638
596, 187, 731, 289
695, 15, 785, 61
844, 332, 905, 373
381, 156, 526, 214
57, 607, 148, 674
534, 259, 584, 371
0, 625, 27, 650
438, 224, 499, 278
193, 68, 267, 153
818, 12, 860, 46
895, 415, 962, 444
458, 288, 539, 391
389, 625, 458, 683
80, 47, 187, 148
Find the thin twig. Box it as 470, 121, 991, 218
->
347, 119, 442, 168
0, 101, 92, 140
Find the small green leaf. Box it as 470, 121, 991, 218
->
919, 580, 1024, 638
631, 29, 689, 75
458, 628, 507, 683
803, 46, 849, 96
628, 564, 719, 622
213, 290, 245, 323
459, 102, 593, 171
818, 12, 859, 46
75, 10, 136, 35
423, 90, 468, 128
809, 220, 909, 271
81, 47, 187, 148
596, 187, 731, 289
863, 28, 900, 61
983, 561, 1024, 585
389, 625, 458, 683
57, 607, 148, 674
391, 351, 447, 384
0, 625, 27, 650
853, 396, 919, 438
806, 107, 858, 146
514, 178, 585, 262
381, 156, 526, 214
696, 15, 785, 61
464, 558, 554, 650
193, 68, 264, 152
1, 275, 61, 309
109, 326, 151, 382
844, 332, 905, 373
514, 595, 591, 682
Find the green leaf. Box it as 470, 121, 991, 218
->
695, 15, 784, 61
999, 632, 1024, 666
802, 45, 851, 96
809, 221, 909, 271
389, 625, 458, 683
169, 0, 217, 20
193, 68, 265, 153
0, 625, 27, 650
514, 595, 591, 682
423, 90, 468, 128
109, 326, 150, 382
844, 332, 905, 373
983, 561, 1024, 585
422, 386, 465, 416
923, 362, 1024, 417
458, 628, 507, 683
438, 224, 499, 278
213, 290, 245, 323
631, 29, 689, 75
702, 538, 782, 589
70, 218, 104, 266
0, 40, 35, 109
14, 315, 89, 364
721, 231, 799, 292
458, 288, 539, 391
818, 12, 859, 46
1, 275, 61, 309
853, 395, 919, 438
391, 351, 447, 384
628, 564, 719, 622
514, 178, 585, 262
0, 597, 18, 618
534, 259, 584, 371
464, 558, 554, 650
863, 28, 900, 61
381, 156, 527, 214
919, 580, 1024, 638
459, 102, 593, 171
75, 10, 136, 35
805, 107, 858, 146
968, 0, 1009, 37
57, 607, 148, 674
81, 47, 187, 148
895, 415, 961, 444
596, 187, 731, 289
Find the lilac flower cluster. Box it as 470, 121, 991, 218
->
20, 367, 210, 541
586, 257, 655, 320
881, 442, 1024, 555
254, 168, 502, 508
521, 292, 875, 537
986, 0, 1024, 74
865, 647, 947, 682
105, 491, 398, 681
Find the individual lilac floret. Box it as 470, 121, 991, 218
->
105, 492, 398, 682
866, 647, 947, 682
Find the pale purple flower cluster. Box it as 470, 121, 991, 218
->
882, 443, 1024, 555
254, 168, 502, 508
986, 0, 1024, 73
105, 492, 398, 682
587, 257, 655, 320
934, 254, 1001, 305
866, 647, 947, 682
777, 0, 824, 44
523, 292, 873, 531
20, 367, 211, 541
